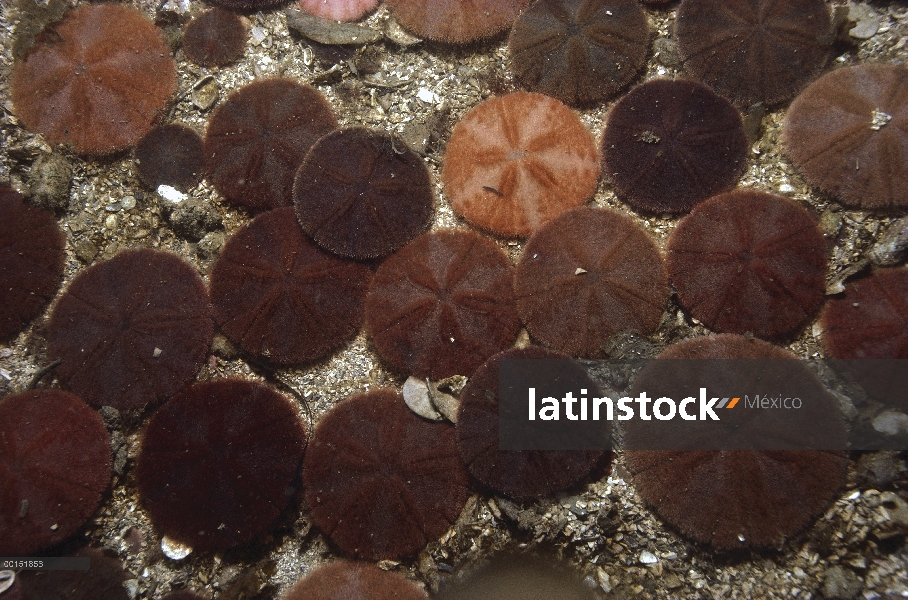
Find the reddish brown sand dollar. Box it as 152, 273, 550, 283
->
204, 79, 338, 211
457, 347, 607, 500
0, 187, 65, 341
210, 208, 372, 365
385, 0, 529, 43
822, 269, 908, 361
442, 92, 600, 238
667, 190, 827, 340
281, 561, 428, 600
508, 0, 649, 107
783, 65, 908, 210
625, 335, 848, 549
47, 249, 213, 414
676, 0, 832, 107
11, 4, 176, 155
294, 127, 433, 260
820, 268, 908, 408
515, 206, 668, 357
600, 79, 748, 214
303, 390, 470, 560
0, 390, 111, 556
182, 8, 247, 68
137, 379, 306, 551
365, 229, 519, 380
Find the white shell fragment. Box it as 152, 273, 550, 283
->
161, 535, 193, 560
403, 376, 443, 421
402, 377, 461, 423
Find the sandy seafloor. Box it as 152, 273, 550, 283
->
1, 0, 908, 598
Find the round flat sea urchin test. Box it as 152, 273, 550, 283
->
600, 79, 749, 214
435, 555, 598, 600
204, 78, 338, 212
294, 127, 433, 260
667, 190, 827, 340
364, 229, 519, 380
210, 207, 372, 365
297, 0, 379, 22
47, 249, 214, 414
783, 64, 908, 210
515, 206, 668, 357
18, 548, 129, 600
822, 268, 908, 361
820, 268, 908, 408
624, 334, 848, 550
508, 0, 649, 107
457, 347, 607, 500
0, 390, 111, 556
0, 186, 65, 342
303, 389, 470, 560
134, 124, 204, 193
442, 92, 600, 238
182, 8, 247, 68
675, 0, 832, 107
137, 379, 306, 551
281, 561, 428, 600
11, 4, 176, 155
384, 0, 529, 43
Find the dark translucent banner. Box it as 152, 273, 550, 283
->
498, 358, 908, 451
0, 557, 90, 570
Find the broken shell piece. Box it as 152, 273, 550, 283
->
284, 8, 382, 44
403, 377, 443, 421
429, 387, 459, 423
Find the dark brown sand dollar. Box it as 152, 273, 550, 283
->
515, 206, 668, 357
667, 190, 827, 340
294, 127, 433, 260
457, 346, 607, 500
508, 0, 649, 106
365, 229, 519, 379
134, 124, 204, 193
281, 561, 428, 600
210, 207, 372, 365
204, 79, 337, 211
676, 0, 832, 107
601, 79, 748, 214
625, 335, 848, 549
47, 249, 213, 413
0, 186, 65, 341
303, 390, 470, 560
783, 64, 908, 210
137, 379, 306, 551
0, 390, 111, 556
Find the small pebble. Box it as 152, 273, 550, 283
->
848, 3, 880, 39
192, 78, 219, 111
869, 215, 908, 266
27, 152, 72, 211
639, 550, 658, 564
871, 410, 908, 436
822, 565, 863, 600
